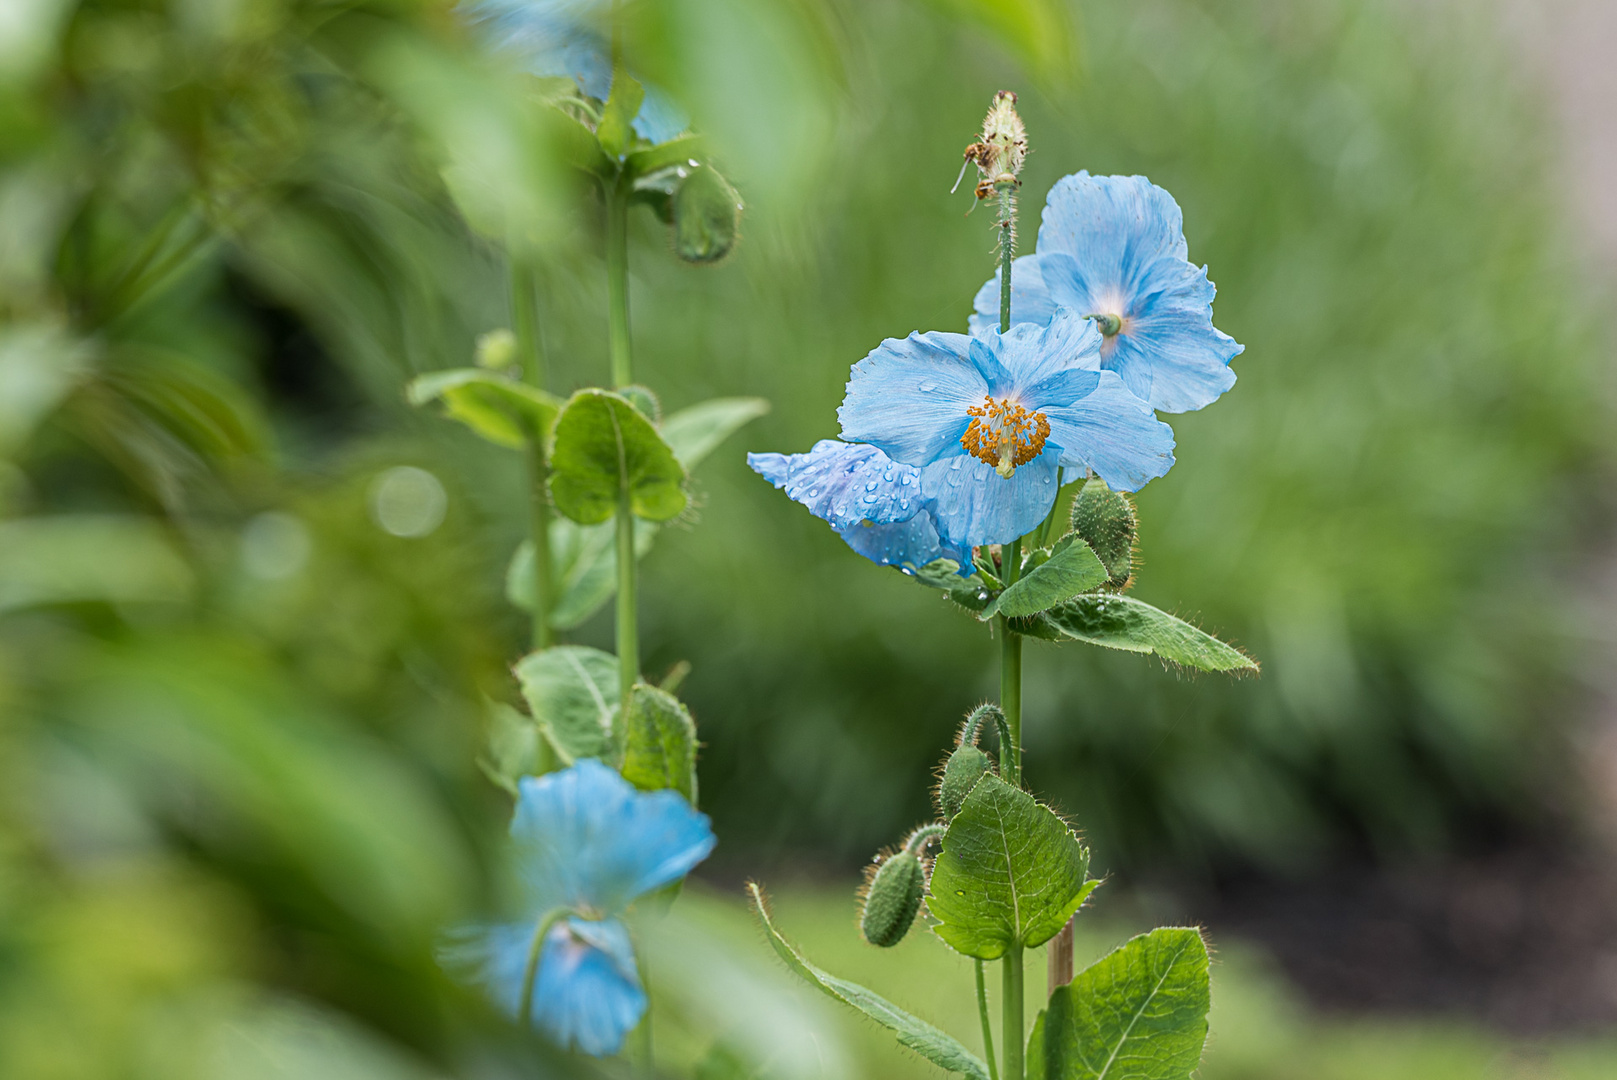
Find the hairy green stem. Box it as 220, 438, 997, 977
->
518, 908, 569, 1026
976, 959, 1000, 1080
1002, 945, 1024, 1080
997, 185, 1015, 331
607, 174, 633, 389
512, 262, 553, 650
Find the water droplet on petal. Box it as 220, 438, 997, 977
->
919, 381, 937, 392
900, 474, 914, 486
865, 480, 878, 491
900, 499, 909, 510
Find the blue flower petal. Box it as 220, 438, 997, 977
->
1040, 369, 1176, 492
748, 442, 971, 570
968, 254, 1058, 338
510, 760, 715, 916
838, 331, 986, 466
441, 917, 646, 1056
973, 172, 1241, 413
920, 451, 1061, 548
534, 918, 646, 1056
992, 309, 1105, 389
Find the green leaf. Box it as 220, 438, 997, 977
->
513, 645, 621, 763
985, 538, 1107, 619
672, 165, 743, 264
747, 884, 992, 1080
506, 517, 659, 629
0, 515, 193, 612
476, 700, 553, 796
927, 774, 1093, 959
625, 133, 708, 181
406, 369, 560, 450
621, 684, 698, 804
549, 389, 687, 525
908, 558, 993, 613
659, 397, 769, 471
1037, 596, 1258, 674
1026, 928, 1211, 1080
597, 69, 645, 159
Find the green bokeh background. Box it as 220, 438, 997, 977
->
1, 0, 1612, 1075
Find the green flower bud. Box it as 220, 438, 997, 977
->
672, 165, 742, 264
1070, 477, 1137, 590
858, 825, 940, 948
938, 744, 992, 819
475, 328, 517, 371
619, 384, 661, 423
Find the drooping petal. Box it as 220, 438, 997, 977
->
838, 331, 985, 466
440, 917, 646, 1056
967, 254, 1059, 338
921, 450, 1061, 548
747, 440, 925, 530
510, 760, 715, 916
533, 918, 646, 1056
748, 442, 969, 571
1040, 370, 1176, 492
1036, 172, 1188, 281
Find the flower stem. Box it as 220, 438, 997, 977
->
997, 183, 1016, 331
607, 173, 633, 389
605, 171, 638, 707
518, 908, 569, 1027
511, 261, 553, 651
1002, 944, 1024, 1080
976, 959, 1000, 1080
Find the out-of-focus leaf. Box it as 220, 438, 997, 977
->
928, 774, 1094, 959
659, 397, 769, 470
747, 884, 991, 1080
917, 0, 1079, 82
478, 699, 552, 795
621, 684, 697, 803
549, 389, 687, 525
0, 322, 90, 453
672, 164, 743, 263
505, 516, 657, 629
1025, 928, 1211, 1080
407, 368, 560, 450
67, 639, 470, 946
0, 516, 193, 612
597, 69, 645, 160
625, 133, 707, 180
1036, 596, 1258, 674
513, 645, 621, 762
109, 349, 270, 460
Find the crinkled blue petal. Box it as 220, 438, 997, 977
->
747, 441, 970, 571
968, 254, 1058, 338
838, 330, 985, 466
972, 172, 1241, 413
747, 440, 925, 529
990, 308, 1105, 389
1041, 369, 1176, 492
510, 760, 715, 917
441, 917, 645, 1056
920, 451, 1061, 548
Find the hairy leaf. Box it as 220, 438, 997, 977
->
1037, 596, 1257, 674
621, 684, 698, 804
986, 538, 1107, 619
406, 368, 560, 450
513, 645, 620, 763
549, 389, 687, 525
1026, 928, 1210, 1080
928, 774, 1092, 959
747, 884, 991, 1080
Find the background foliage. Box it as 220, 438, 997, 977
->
0, 0, 1611, 1075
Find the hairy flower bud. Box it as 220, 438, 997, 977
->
1070, 477, 1137, 590
673, 165, 743, 264
938, 744, 993, 819
959, 90, 1027, 201
475, 328, 517, 371
858, 824, 941, 947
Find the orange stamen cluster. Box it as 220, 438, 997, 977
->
961, 395, 1050, 477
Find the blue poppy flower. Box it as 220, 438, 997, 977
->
748, 440, 972, 571
835, 310, 1175, 546
969, 172, 1242, 414
464, 0, 690, 145
442, 760, 715, 1056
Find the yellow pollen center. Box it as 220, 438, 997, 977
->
960, 395, 1050, 478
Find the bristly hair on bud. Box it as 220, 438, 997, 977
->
857, 824, 942, 947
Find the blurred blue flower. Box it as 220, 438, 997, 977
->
748, 440, 972, 571
835, 311, 1175, 546
970, 172, 1242, 413
443, 760, 715, 1056
464, 0, 689, 144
